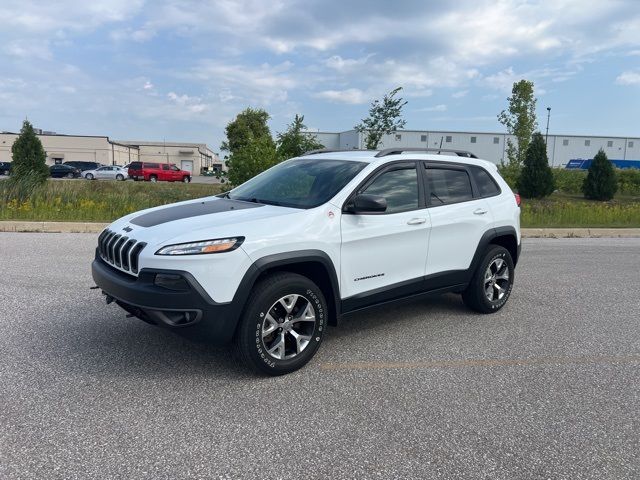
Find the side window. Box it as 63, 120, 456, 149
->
470, 166, 500, 197
162, 164, 170, 170
361, 166, 419, 213
425, 167, 473, 205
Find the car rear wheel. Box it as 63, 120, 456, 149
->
235, 273, 327, 375
66, 172, 74, 179
116, 174, 124, 181
85, 173, 94, 180
149, 175, 157, 183
462, 245, 514, 313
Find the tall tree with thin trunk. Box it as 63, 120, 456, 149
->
498, 80, 538, 167
355, 87, 407, 149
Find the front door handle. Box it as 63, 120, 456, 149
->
473, 208, 488, 215
407, 218, 427, 225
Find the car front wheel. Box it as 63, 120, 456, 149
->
85, 173, 94, 180
235, 273, 327, 375
182, 176, 191, 183
116, 174, 124, 181
462, 245, 514, 313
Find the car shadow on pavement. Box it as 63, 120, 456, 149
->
39, 303, 254, 380
36, 293, 471, 379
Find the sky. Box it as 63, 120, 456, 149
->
1, 0, 639, 152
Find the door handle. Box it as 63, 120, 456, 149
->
407, 218, 427, 225
473, 208, 488, 215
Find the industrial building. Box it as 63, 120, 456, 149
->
0, 131, 222, 176
311, 130, 640, 167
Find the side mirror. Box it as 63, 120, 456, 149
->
346, 194, 387, 214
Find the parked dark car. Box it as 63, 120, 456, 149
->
50, 164, 82, 178
0, 161, 11, 175
63, 161, 103, 172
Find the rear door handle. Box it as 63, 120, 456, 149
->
473, 208, 488, 215
407, 218, 427, 225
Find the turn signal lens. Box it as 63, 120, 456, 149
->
155, 237, 244, 255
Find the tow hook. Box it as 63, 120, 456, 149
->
105, 294, 114, 305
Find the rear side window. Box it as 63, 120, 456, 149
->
361, 166, 419, 214
425, 168, 473, 205
470, 166, 501, 197
129, 162, 142, 169
145, 163, 160, 169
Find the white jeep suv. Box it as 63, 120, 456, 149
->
92, 148, 521, 375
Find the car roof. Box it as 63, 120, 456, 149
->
297, 149, 498, 170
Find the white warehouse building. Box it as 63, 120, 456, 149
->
310, 130, 640, 167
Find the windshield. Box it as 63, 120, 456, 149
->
227, 159, 366, 209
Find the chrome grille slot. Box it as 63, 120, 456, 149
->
97, 229, 146, 276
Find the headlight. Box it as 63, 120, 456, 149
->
155, 237, 244, 255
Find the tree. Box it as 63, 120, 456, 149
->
498, 80, 538, 167
355, 87, 407, 149
10, 120, 49, 183
517, 132, 555, 198
276, 114, 324, 159
582, 149, 617, 200
221, 108, 273, 154
226, 136, 280, 187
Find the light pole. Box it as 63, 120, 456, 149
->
545, 107, 551, 145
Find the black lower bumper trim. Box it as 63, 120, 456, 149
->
91, 256, 239, 344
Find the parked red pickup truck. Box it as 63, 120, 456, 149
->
128, 162, 192, 183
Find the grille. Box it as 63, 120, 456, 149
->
97, 229, 147, 275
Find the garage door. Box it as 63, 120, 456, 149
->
181, 160, 193, 173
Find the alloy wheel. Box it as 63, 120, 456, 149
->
261, 294, 316, 360
484, 258, 510, 302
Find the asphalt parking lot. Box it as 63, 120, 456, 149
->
1, 234, 639, 479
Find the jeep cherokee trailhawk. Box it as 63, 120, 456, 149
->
92, 148, 521, 375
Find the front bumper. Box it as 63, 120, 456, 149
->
91, 255, 240, 344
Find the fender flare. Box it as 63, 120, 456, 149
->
228, 250, 342, 330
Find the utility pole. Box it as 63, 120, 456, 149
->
545, 107, 551, 145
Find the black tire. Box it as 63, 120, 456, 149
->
85, 173, 94, 180
182, 176, 191, 183
149, 175, 157, 183
235, 272, 327, 376
116, 174, 124, 181
462, 245, 514, 314
66, 172, 74, 178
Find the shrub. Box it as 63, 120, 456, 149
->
497, 163, 520, 190
517, 132, 555, 198
10, 120, 49, 184
582, 149, 617, 200
552, 169, 586, 194
617, 168, 640, 196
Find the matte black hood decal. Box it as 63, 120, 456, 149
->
130, 198, 262, 227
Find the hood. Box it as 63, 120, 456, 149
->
107, 197, 299, 247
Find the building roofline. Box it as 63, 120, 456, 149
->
310, 129, 639, 140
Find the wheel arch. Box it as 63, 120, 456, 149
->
469, 226, 520, 276
231, 250, 341, 332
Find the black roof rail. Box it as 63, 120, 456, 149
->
301, 148, 377, 156
374, 148, 478, 158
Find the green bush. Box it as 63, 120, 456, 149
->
552, 169, 586, 194
10, 120, 49, 184
517, 132, 555, 198
497, 163, 520, 190
582, 149, 618, 200
617, 169, 640, 195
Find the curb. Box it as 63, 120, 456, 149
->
0, 221, 639, 238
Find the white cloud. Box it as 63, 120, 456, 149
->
452, 90, 468, 99
314, 88, 369, 104
615, 71, 640, 85
143, 81, 154, 90
417, 104, 447, 112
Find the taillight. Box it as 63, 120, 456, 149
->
514, 193, 521, 207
